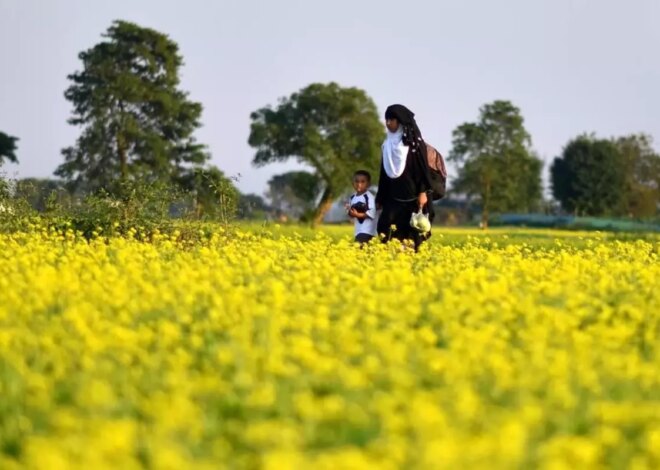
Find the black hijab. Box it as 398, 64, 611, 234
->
385, 104, 424, 149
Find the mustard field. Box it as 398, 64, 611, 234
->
1, 226, 659, 469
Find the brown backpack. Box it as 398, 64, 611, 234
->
425, 144, 447, 200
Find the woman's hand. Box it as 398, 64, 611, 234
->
417, 191, 428, 210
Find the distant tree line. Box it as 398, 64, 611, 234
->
2, 20, 659, 226
551, 134, 659, 218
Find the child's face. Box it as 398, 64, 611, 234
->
353, 175, 369, 193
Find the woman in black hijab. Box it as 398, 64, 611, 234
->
376, 104, 434, 250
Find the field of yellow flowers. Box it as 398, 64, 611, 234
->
1, 225, 659, 469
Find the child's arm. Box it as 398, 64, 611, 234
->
349, 195, 375, 220
348, 208, 366, 220
346, 197, 362, 220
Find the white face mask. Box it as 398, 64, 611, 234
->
382, 126, 408, 178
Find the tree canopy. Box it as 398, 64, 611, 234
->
0, 132, 19, 166
56, 20, 208, 193
248, 82, 383, 225
550, 135, 626, 216
449, 100, 542, 226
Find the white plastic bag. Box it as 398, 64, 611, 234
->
410, 210, 431, 234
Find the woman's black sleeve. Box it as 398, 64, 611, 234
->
375, 161, 388, 206
413, 146, 432, 194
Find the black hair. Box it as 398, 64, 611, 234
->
353, 170, 371, 182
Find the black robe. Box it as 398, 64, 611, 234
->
376, 146, 434, 250
375, 146, 431, 205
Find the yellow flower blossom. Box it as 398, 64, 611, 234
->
0, 227, 658, 468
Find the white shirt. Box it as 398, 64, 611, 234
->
349, 191, 377, 236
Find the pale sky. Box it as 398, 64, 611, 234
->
1, 0, 659, 196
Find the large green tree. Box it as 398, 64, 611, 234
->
448, 100, 542, 227
0, 131, 18, 165
248, 82, 383, 226
56, 20, 208, 193
550, 135, 625, 216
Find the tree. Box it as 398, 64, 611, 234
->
248, 82, 383, 226
0, 131, 18, 165
615, 134, 660, 218
238, 193, 270, 219
448, 100, 542, 227
14, 178, 68, 212
266, 171, 321, 220
56, 20, 208, 193
550, 135, 625, 216
177, 166, 239, 223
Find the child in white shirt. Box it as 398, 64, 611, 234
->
346, 170, 377, 244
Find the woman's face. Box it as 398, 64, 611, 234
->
386, 118, 400, 133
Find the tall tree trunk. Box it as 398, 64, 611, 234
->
312, 186, 334, 228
